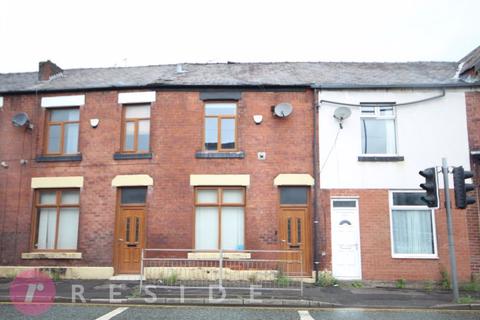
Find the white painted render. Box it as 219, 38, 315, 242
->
41, 95, 85, 108
118, 91, 156, 104
318, 89, 470, 189
0, 96, 3, 107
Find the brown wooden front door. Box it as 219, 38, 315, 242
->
115, 207, 145, 274
280, 207, 311, 276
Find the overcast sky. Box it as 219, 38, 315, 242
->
0, 0, 478, 73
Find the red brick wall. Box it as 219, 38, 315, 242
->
319, 189, 472, 281
465, 91, 480, 278
0, 89, 315, 268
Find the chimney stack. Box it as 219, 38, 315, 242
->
38, 60, 63, 81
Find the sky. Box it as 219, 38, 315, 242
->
0, 0, 478, 73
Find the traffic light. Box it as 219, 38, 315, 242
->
419, 167, 438, 208
452, 166, 476, 209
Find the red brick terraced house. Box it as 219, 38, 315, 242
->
0, 50, 479, 282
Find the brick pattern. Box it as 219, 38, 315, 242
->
466, 91, 480, 278
319, 189, 472, 281
0, 90, 315, 268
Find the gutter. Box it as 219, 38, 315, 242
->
2, 80, 480, 95
312, 88, 320, 282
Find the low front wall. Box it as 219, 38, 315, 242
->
0, 266, 114, 279
144, 267, 277, 281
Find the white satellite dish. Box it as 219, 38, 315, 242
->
12, 112, 33, 129
273, 103, 293, 118
333, 107, 351, 129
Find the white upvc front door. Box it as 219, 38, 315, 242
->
331, 198, 362, 280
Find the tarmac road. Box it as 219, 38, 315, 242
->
1, 304, 480, 320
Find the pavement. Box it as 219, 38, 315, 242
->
1, 278, 480, 310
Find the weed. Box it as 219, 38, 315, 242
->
351, 281, 363, 288
458, 295, 474, 304
316, 270, 338, 287
163, 273, 178, 286
395, 279, 406, 289
461, 281, 480, 292
424, 280, 435, 292
275, 275, 290, 287
129, 287, 142, 298
439, 268, 451, 290
248, 274, 257, 283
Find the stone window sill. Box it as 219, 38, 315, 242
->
187, 252, 251, 260
113, 152, 153, 160
21, 252, 82, 260
358, 155, 404, 162
35, 154, 82, 162
195, 151, 245, 159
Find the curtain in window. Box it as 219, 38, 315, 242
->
361, 119, 396, 154
57, 208, 79, 249
37, 208, 57, 249
195, 207, 218, 250
392, 209, 434, 254
221, 207, 244, 250
384, 119, 396, 154
63, 123, 79, 154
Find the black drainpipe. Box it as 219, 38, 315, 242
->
312, 87, 320, 282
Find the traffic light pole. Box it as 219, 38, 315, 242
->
441, 157, 459, 302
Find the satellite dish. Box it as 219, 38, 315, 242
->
12, 112, 33, 129
273, 103, 293, 118
333, 107, 351, 129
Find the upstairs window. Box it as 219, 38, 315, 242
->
204, 102, 237, 151
45, 108, 80, 155
360, 104, 396, 155
122, 104, 151, 153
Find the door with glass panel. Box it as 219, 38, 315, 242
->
331, 199, 362, 280
115, 187, 147, 274
279, 187, 311, 276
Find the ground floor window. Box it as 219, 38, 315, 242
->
34, 189, 80, 250
195, 187, 245, 250
390, 191, 437, 258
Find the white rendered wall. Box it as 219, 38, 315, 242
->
318, 89, 470, 189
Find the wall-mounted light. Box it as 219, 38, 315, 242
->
90, 118, 99, 128
253, 115, 263, 125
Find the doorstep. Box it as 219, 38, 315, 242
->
109, 274, 145, 281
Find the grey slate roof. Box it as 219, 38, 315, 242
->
0, 61, 478, 93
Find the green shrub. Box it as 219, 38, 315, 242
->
275, 275, 290, 287
395, 279, 406, 289
316, 270, 337, 287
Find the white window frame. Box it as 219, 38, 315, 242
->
389, 190, 438, 259
360, 104, 398, 156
